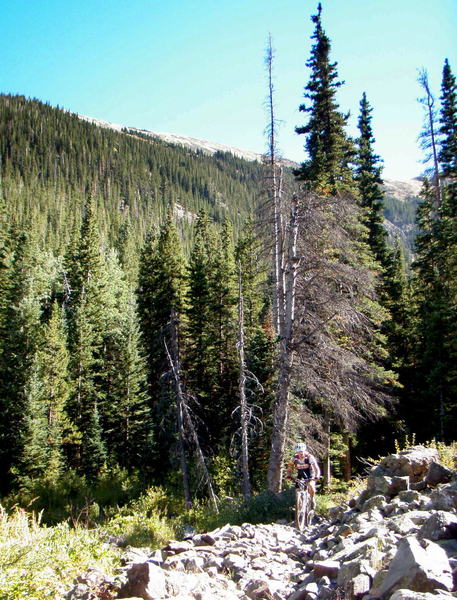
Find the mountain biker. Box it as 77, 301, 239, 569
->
286, 442, 321, 506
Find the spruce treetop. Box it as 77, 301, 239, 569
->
295, 3, 354, 192
439, 59, 457, 178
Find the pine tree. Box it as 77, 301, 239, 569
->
439, 59, 457, 182
20, 300, 71, 483
137, 210, 188, 476
99, 250, 153, 471
437, 59, 457, 431
355, 93, 389, 267
65, 196, 107, 477
138, 210, 187, 391
0, 234, 56, 491
295, 3, 354, 192
266, 6, 395, 490
70, 283, 107, 478
411, 60, 457, 441
186, 213, 238, 448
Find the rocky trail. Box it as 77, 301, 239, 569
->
68, 447, 457, 600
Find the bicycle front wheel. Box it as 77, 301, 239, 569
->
295, 490, 307, 532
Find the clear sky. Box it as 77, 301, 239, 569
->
1, 0, 456, 180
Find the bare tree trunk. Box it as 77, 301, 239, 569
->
323, 418, 332, 489
265, 36, 299, 493
267, 344, 292, 492
418, 69, 442, 211
266, 34, 283, 334
163, 318, 192, 510
237, 269, 251, 502
181, 401, 219, 512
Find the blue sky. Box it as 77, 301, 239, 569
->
1, 0, 456, 180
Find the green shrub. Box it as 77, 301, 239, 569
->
105, 511, 176, 548
7, 467, 146, 525
424, 440, 457, 470
0, 505, 119, 600
103, 485, 179, 548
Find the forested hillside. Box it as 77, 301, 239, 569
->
0, 94, 264, 253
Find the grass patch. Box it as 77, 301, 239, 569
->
0, 505, 119, 600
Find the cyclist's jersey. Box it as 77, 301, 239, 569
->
288, 453, 311, 478
286, 452, 320, 480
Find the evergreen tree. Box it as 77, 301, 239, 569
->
65, 196, 107, 477
295, 3, 354, 192
137, 211, 187, 476
437, 58, 457, 430
411, 60, 457, 441
70, 283, 107, 478
439, 59, 457, 182
138, 210, 187, 392
266, 5, 395, 490
0, 235, 56, 491
20, 300, 71, 483
186, 212, 238, 448
101, 257, 153, 471
355, 93, 389, 267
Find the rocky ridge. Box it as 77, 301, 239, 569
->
67, 446, 457, 600
77, 113, 421, 201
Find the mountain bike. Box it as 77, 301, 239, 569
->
294, 477, 317, 532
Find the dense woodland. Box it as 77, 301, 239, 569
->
0, 4, 455, 514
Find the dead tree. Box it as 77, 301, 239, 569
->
264, 35, 302, 493
237, 267, 251, 502
164, 310, 218, 512
417, 68, 442, 211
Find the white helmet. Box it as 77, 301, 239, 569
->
295, 442, 307, 453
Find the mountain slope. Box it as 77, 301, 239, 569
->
79, 112, 422, 257
0, 95, 264, 251
0, 95, 421, 256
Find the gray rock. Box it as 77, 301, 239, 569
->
345, 573, 371, 600
398, 490, 422, 504
367, 475, 410, 499
243, 578, 273, 599
436, 538, 457, 559
429, 488, 457, 511
379, 446, 439, 482
337, 559, 375, 588
374, 536, 453, 598
387, 515, 420, 536
361, 495, 387, 512
389, 590, 456, 600
418, 511, 457, 542
118, 562, 167, 600
425, 462, 453, 487
328, 505, 347, 522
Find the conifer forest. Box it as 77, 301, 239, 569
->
0, 4, 456, 516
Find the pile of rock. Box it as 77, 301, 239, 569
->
67, 446, 457, 600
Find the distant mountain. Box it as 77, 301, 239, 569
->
78, 113, 423, 260
78, 114, 297, 167
381, 178, 422, 261
0, 96, 421, 259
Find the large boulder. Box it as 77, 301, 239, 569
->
379, 446, 439, 483
118, 562, 167, 600
424, 462, 453, 486
373, 536, 453, 598
418, 511, 457, 542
